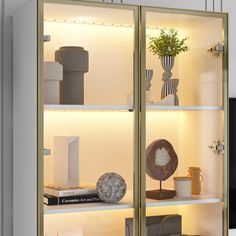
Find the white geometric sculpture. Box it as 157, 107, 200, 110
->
53, 136, 79, 188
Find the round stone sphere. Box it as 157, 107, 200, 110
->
96, 172, 127, 203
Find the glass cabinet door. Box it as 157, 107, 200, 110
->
43, 2, 139, 235
142, 7, 228, 236
41, 2, 228, 235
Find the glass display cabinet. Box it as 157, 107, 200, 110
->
39, 1, 228, 235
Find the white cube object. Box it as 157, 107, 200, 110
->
54, 136, 79, 188
44, 62, 63, 104
174, 177, 192, 198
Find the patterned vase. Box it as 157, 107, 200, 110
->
145, 69, 154, 103
160, 56, 179, 105
145, 69, 153, 91
161, 56, 175, 81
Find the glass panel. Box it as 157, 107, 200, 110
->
144, 9, 225, 236
43, 2, 137, 235
44, 3, 135, 106
145, 12, 223, 107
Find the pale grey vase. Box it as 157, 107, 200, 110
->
55, 46, 89, 104
160, 56, 179, 105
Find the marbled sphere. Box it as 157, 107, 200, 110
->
96, 172, 127, 203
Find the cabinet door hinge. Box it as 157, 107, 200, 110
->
207, 42, 224, 57
208, 140, 224, 155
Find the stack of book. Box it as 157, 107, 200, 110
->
44, 183, 102, 206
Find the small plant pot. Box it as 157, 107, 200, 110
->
44, 62, 63, 104
55, 46, 89, 104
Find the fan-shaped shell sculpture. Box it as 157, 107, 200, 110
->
146, 139, 178, 181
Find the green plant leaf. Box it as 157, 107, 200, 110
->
148, 28, 189, 57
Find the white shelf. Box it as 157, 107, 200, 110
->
146, 105, 223, 111
44, 104, 132, 111
44, 194, 133, 215
44, 104, 223, 111
146, 194, 222, 207
44, 193, 222, 215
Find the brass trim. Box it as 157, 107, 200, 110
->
41, 1, 140, 236
223, 13, 229, 236
141, 6, 229, 236
37, 0, 44, 235
133, 5, 141, 236
137, 6, 147, 236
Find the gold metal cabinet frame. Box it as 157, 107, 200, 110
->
37, 1, 229, 235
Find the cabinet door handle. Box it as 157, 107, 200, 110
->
43, 35, 51, 42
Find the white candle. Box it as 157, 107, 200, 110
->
174, 177, 192, 198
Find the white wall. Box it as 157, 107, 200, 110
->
1, 13, 14, 236
1, 0, 35, 235
13, 0, 38, 235
1, 15, 13, 236
224, 0, 236, 235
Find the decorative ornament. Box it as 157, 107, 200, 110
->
160, 56, 179, 105
96, 172, 127, 203
146, 139, 178, 200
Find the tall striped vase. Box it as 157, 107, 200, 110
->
160, 56, 179, 105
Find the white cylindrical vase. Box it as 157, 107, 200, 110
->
174, 176, 192, 198
44, 62, 63, 104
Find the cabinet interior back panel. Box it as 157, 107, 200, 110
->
44, 3, 134, 105
44, 110, 223, 196
44, 7, 224, 106
146, 203, 222, 236
146, 110, 223, 195
44, 111, 134, 188
44, 203, 222, 236
146, 12, 223, 106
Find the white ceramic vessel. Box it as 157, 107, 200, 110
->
44, 62, 63, 104
174, 176, 192, 197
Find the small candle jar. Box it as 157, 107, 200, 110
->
174, 177, 192, 198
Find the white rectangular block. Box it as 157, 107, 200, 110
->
54, 136, 79, 188
229, 229, 236, 236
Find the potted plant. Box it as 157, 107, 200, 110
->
148, 28, 189, 105
149, 28, 189, 57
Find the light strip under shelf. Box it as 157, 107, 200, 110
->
44, 19, 161, 30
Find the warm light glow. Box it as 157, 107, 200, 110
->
44, 19, 133, 28
72, 16, 96, 23
44, 209, 134, 236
